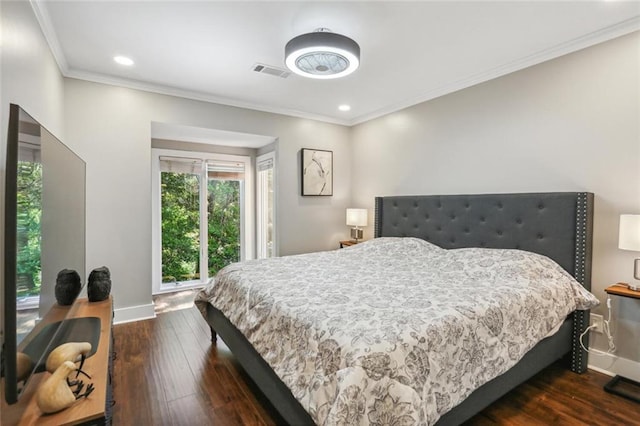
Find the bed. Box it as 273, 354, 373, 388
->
195, 192, 596, 425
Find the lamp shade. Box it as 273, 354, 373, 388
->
619, 214, 640, 251
346, 208, 367, 227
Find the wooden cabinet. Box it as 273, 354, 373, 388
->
2, 297, 113, 425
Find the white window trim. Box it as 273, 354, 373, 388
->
151, 148, 254, 294
256, 151, 277, 258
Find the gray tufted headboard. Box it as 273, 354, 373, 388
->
374, 192, 593, 290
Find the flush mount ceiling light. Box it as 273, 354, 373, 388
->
285, 28, 360, 79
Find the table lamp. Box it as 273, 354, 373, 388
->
619, 214, 640, 291
346, 208, 367, 242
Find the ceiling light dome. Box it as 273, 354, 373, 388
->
285, 28, 360, 80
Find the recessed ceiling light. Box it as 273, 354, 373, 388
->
338, 105, 351, 112
285, 28, 360, 80
114, 56, 134, 66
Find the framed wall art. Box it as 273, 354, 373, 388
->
301, 148, 333, 196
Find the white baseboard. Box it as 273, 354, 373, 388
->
114, 303, 156, 324
588, 349, 640, 382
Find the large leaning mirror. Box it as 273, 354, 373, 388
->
2, 104, 86, 406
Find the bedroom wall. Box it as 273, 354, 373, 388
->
0, 1, 66, 333
63, 79, 351, 322
350, 32, 640, 379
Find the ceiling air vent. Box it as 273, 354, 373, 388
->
252, 63, 290, 79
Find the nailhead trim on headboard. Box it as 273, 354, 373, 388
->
574, 193, 587, 286
571, 192, 593, 374
572, 310, 589, 373
374, 197, 383, 239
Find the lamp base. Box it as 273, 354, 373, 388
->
629, 261, 639, 291
350, 228, 363, 242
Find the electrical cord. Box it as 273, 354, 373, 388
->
604, 295, 616, 352
579, 295, 616, 355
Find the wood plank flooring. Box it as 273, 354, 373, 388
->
113, 301, 640, 425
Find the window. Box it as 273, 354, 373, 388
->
256, 152, 275, 258
152, 149, 253, 293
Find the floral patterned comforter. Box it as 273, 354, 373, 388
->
195, 237, 598, 425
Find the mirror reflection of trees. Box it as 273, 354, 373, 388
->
16, 161, 43, 297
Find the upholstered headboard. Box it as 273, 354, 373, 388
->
374, 192, 593, 290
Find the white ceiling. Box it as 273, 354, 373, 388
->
34, 1, 640, 126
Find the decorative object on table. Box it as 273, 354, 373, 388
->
46, 342, 92, 375
88, 266, 111, 302
301, 148, 332, 196
346, 208, 368, 242
618, 214, 640, 290
36, 361, 94, 414
55, 269, 82, 306
17, 352, 34, 382
285, 28, 360, 79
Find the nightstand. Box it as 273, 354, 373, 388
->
339, 240, 357, 248
603, 283, 640, 403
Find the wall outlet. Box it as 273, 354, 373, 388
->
590, 313, 603, 334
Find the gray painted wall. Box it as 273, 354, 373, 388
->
351, 32, 640, 366
0, 1, 66, 332
63, 78, 351, 317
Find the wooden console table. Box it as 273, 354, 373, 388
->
2, 297, 113, 425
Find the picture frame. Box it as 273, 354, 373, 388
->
301, 148, 333, 196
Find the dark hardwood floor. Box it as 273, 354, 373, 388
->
113, 300, 640, 425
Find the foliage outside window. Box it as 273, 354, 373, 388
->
160, 160, 242, 284
207, 179, 240, 276
160, 172, 201, 283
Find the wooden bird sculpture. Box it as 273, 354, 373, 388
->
17, 352, 34, 382
46, 342, 92, 375
36, 361, 94, 414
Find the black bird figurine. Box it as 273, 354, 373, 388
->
88, 266, 111, 302
54, 269, 82, 306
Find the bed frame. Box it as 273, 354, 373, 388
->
204, 192, 594, 425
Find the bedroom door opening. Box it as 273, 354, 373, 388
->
151, 149, 254, 294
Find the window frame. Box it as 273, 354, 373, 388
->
256, 151, 277, 258
151, 148, 254, 294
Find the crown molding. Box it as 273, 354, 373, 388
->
349, 16, 640, 126
29, 0, 639, 128
63, 69, 350, 126
29, 0, 349, 126
30, 0, 69, 74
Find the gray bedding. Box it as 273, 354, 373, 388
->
195, 237, 598, 425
